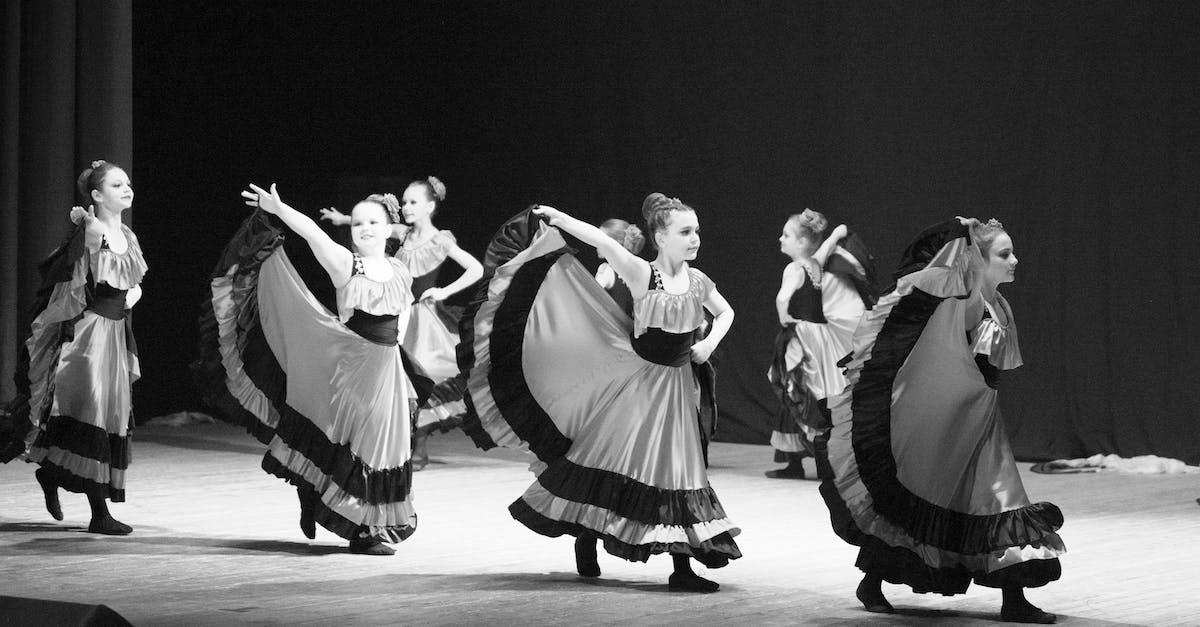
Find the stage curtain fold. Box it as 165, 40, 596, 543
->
0, 0, 133, 400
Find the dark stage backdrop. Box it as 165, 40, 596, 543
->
1, 0, 133, 400
115, 2, 1200, 462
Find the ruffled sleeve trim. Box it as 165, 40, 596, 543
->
972, 295, 1023, 369
632, 268, 709, 337
90, 225, 147, 290
336, 258, 414, 321
394, 230, 455, 277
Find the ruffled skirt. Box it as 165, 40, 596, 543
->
767, 325, 825, 458
26, 310, 138, 501
821, 252, 1064, 594
195, 213, 417, 542
462, 222, 740, 566
403, 300, 467, 434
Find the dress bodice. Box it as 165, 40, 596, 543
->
786, 265, 826, 323
87, 226, 147, 319
90, 226, 147, 291
337, 257, 413, 345
394, 230, 455, 297
630, 266, 714, 366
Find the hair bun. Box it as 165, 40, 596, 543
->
798, 208, 828, 235
641, 193, 660, 225
641, 192, 687, 223
77, 159, 117, 202
76, 170, 92, 200
623, 224, 646, 255
427, 176, 446, 202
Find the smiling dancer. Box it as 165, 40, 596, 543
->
196, 185, 419, 555
1, 161, 145, 535
321, 176, 482, 469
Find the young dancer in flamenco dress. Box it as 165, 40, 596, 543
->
821, 217, 1064, 623
457, 194, 741, 592
766, 210, 876, 479
2, 161, 144, 535
321, 177, 482, 469
195, 184, 420, 555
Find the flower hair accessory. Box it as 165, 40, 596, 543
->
380, 193, 401, 223
90, 160, 107, 169
426, 176, 446, 202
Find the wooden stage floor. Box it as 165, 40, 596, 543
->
1, 421, 1196, 626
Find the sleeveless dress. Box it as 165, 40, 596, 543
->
768, 238, 876, 462
194, 211, 419, 542
458, 209, 740, 567
394, 230, 469, 434
3, 224, 146, 502
820, 220, 1064, 593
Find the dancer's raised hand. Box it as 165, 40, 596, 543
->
532, 205, 568, 226
319, 207, 349, 225
70, 204, 95, 226
242, 183, 286, 215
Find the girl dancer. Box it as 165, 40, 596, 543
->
321, 177, 482, 469
458, 194, 741, 592
1, 161, 145, 535
767, 210, 876, 479
821, 217, 1063, 623
196, 184, 419, 555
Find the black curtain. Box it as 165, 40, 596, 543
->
0, 0, 133, 401
579, 2, 1200, 465
110, 1, 1200, 465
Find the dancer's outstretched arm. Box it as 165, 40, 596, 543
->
533, 205, 651, 294
243, 183, 353, 286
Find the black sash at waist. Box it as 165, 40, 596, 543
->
630, 327, 693, 367
91, 283, 128, 320
346, 310, 400, 346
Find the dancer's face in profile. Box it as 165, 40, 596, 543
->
401, 185, 435, 225
656, 210, 700, 261
778, 222, 813, 259
91, 167, 133, 212
350, 201, 392, 256
983, 232, 1018, 285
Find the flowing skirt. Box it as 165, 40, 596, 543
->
821, 235, 1064, 594
195, 212, 417, 542
769, 272, 865, 460
4, 226, 139, 501
27, 310, 138, 501
461, 218, 740, 566
767, 325, 822, 458
404, 300, 468, 434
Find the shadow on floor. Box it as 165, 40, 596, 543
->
0, 532, 348, 557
